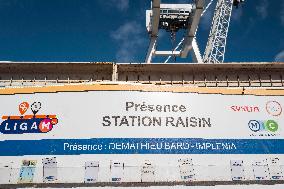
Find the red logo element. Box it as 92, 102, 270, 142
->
51, 118, 58, 125
231, 105, 260, 113
39, 119, 53, 133
19, 102, 29, 115
266, 101, 282, 117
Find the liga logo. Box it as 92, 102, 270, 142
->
0, 102, 58, 134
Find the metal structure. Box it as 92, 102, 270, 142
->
145, 0, 204, 63
203, 0, 234, 63
203, 0, 244, 63
147, 0, 244, 64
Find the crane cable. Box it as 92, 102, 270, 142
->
170, 30, 177, 62
164, 0, 215, 63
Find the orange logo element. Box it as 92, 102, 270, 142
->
19, 102, 30, 115
51, 118, 58, 125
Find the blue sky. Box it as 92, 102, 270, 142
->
0, 0, 283, 63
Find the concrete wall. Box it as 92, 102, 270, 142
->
0, 62, 283, 87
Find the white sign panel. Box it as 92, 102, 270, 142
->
0, 91, 283, 156
0, 90, 284, 184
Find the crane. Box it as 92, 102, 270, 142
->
203, 0, 244, 63
145, 0, 244, 64
145, 0, 205, 63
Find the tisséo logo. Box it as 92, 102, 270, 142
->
0, 101, 58, 134
248, 120, 278, 132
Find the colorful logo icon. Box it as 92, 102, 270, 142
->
0, 101, 58, 134
19, 102, 29, 115
248, 120, 278, 132
266, 101, 282, 116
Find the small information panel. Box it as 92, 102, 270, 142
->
110, 161, 124, 182
252, 161, 269, 180
141, 160, 155, 182
178, 158, 195, 181
230, 160, 245, 181
84, 161, 99, 183
18, 160, 37, 183
43, 157, 57, 183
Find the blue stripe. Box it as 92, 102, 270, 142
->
0, 138, 283, 156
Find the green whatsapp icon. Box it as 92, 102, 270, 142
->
265, 120, 278, 132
